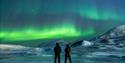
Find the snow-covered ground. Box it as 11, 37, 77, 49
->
0, 43, 125, 63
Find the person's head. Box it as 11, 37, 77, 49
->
56, 43, 59, 46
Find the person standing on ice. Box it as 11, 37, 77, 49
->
64, 44, 72, 63
54, 43, 61, 63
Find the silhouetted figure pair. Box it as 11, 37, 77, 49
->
54, 43, 72, 63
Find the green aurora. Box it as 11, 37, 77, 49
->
0, 23, 95, 42
77, 7, 125, 21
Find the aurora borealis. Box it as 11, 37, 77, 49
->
0, 0, 125, 42
0, 23, 95, 41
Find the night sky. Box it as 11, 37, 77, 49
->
0, 0, 125, 42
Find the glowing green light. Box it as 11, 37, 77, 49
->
0, 24, 95, 41
76, 4, 125, 21
0, 22, 95, 41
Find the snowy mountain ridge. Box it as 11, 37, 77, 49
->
101, 25, 125, 39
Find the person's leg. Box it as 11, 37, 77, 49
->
65, 55, 67, 63
58, 55, 60, 63
54, 55, 57, 63
68, 55, 72, 63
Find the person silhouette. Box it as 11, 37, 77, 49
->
64, 44, 72, 63
54, 43, 61, 63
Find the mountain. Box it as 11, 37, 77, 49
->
70, 25, 125, 57
96, 25, 125, 46
71, 40, 93, 47
100, 25, 125, 39
71, 25, 125, 49
0, 44, 43, 55
87, 25, 125, 46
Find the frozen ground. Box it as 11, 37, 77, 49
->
0, 54, 125, 63
0, 47, 125, 63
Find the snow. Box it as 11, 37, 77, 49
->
0, 44, 30, 50
110, 25, 125, 37
0, 44, 44, 55
82, 40, 93, 47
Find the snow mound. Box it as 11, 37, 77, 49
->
82, 40, 93, 47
